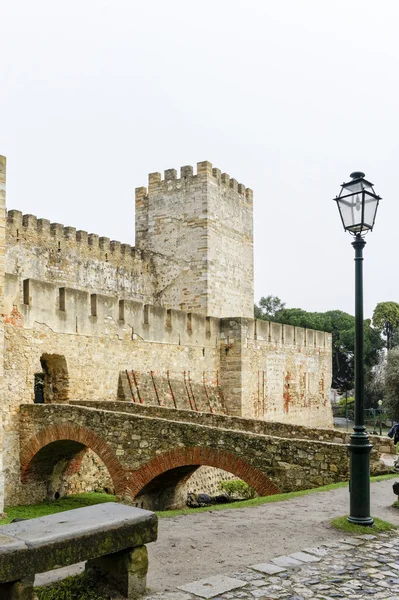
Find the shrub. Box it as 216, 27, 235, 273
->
219, 479, 256, 499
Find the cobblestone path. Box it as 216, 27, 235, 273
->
146, 532, 399, 599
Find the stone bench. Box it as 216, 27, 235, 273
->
0, 502, 158, 599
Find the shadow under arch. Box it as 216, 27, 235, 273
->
126, 446, 281, 499
20, 423, 127, 496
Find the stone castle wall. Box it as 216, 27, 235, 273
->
0, 155, 334, 511
6, 209, 158, 303
1, 269, 332, 504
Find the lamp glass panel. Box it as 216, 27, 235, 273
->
363, 192, 379, 228
337, 194, 362, 229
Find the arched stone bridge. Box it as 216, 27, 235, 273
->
19, 403, 391, 502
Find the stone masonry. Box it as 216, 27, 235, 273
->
135, 162, 253, 318
18, 403, 392, 509
0, 156, 335, 513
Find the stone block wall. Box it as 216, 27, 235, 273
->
2, 304, 219, 504
72, 400, 393, 470
135, 162, 254, 318
56, 449, 114, 498
0, 155, 335, 510
22, 403, 388, 511
220, 318, 333, 426
6, 209, 158, 304
118, 370, 226, 413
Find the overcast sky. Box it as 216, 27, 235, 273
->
1, 0, 398, 319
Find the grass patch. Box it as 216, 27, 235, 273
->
0, 474, 396, 524
331, 515, 397, 534
35, 573, 113, 600
156, 473, 397, 518
0, 492, 116, 525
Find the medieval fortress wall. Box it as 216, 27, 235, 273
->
0, 156, 333, 510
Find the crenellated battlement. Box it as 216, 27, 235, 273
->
6, 209, 145, 263
5, 208, 161, 305
135, 160, 253, 202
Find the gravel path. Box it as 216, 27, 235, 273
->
146, 478, 399, 594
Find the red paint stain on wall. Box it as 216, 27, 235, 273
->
283, 373, 291, 413
4, 307, 24, 327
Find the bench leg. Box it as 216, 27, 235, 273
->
0, 575, 34, 600
86, 545, 148, 599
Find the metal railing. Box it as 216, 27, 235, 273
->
332, 404, 393, 434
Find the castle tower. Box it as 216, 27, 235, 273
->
135, 161, 254, 318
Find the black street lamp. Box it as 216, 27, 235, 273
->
334, 171, 381, 526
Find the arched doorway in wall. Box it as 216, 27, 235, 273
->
39, 354, 69, 403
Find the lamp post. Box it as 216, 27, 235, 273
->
334, 171, 381, 526
378, 399, 383, 436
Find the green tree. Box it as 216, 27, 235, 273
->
273, 308, 383, 399
254, 295, 286, 320
384, 348, 399, 419
372, 301, 399, 350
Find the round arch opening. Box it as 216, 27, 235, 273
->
22, 440, 115, 503
127, 447, 280, 511
133, 465, 238, 511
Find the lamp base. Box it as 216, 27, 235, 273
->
347, 515, 374, 527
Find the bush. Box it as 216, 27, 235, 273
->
335, 396, 355, 417
219, 479, 256, 499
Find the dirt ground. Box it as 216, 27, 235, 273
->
35, 478, 399, 594
146, 478, 399, 594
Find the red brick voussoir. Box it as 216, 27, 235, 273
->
126, 446, 280, 498
19, 423, 127, 495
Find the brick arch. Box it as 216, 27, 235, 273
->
126, 447, 280, 498
20, 423, 127, 495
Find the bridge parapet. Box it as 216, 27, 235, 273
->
69, 400, 395, 458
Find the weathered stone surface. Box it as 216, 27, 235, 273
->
19, 403, 353, 506
271, 555, 304, 567
250, 562, 287, 574
0, 503, 157, 583
0, 157, 344, 512
289, 551, 321, 562
178, 574, 247, 598
86, 545, 148, 599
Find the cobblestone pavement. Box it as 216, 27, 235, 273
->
145, 532, 399, 599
